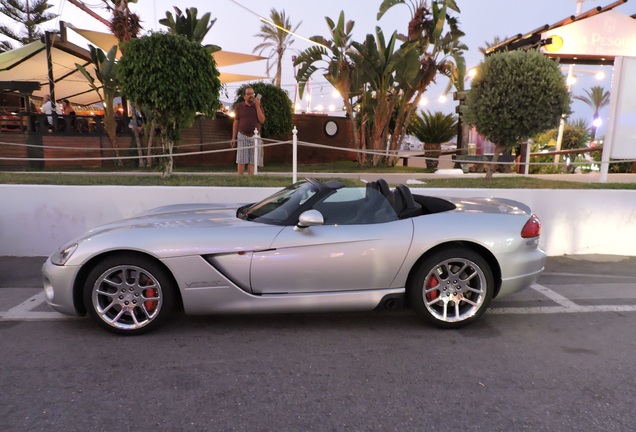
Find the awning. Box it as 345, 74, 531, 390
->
0, 37, 100, 105
0, 24, 267, 106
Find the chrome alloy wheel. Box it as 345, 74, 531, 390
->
422, 257, 487, 323
91, 264, 163, 331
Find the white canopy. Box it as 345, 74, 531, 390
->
0, 38, 99, 105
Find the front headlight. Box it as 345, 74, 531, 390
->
51, 243, 78, 265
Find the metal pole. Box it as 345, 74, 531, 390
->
554, 113, 567, 165
44, 31, 57, 131
524, 140, 531, 176
253, 128, 259, 176
599, 54, 622, 183
292, 126, 298, 183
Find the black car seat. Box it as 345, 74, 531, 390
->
392, 184, 422, 219
366, 179, 393, 202
365, 179, 399, 221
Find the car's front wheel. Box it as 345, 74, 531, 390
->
83, 254, 175, 335
408, 247, 494, 329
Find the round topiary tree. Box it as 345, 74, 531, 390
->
118, 32, 221, 176
234, 82, 293, 138
464, 49, 570, 178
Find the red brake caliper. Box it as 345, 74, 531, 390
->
425, 274, 439, 301
144, 288, 157, 312
142, 277, 158, 312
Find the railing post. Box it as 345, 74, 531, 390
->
523, 140, 531, 176
292, 126, 298, 183
253, 127, 259, 175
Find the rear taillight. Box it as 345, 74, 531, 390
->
521, 214, 541, 238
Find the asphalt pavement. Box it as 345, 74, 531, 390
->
1, 254, 636, 431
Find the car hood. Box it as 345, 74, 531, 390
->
59, 202, 287, 262
86, 203, 249, 235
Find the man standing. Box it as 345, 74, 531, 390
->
231, 87, 266, 175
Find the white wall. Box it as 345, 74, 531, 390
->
1, 185, 635, 257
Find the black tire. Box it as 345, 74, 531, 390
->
83, 254, 175, 335
408, 247, 494, 329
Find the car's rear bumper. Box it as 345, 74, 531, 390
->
497, 247, 547, 297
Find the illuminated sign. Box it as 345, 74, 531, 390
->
541, 10, 636, 57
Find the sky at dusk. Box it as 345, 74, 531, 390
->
43, 0, 636, 126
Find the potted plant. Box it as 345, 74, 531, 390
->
408, 110, 458, 169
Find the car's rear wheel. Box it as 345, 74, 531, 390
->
408, 247, 494, 329
83, 254, 174, 335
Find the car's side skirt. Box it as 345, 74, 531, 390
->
181, 285, 406, 315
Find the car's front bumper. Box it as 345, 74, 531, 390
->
42, 258, 82, 316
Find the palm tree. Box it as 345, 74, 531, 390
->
102, 0, 141, 46
159, 6, 220, 53
253, 8, 301, 88
0, 0, 57, 52
100, 0, 143, 166
294, 12, 362, 153
408, 110, 457, 169
76, 45, 122, 165
377, 0, 467, 157
573, 85, 610, 141
350, 28, 419, 164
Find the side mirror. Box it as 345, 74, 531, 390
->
296, 209, 324, 229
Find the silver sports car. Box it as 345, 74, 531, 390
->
42, 178, 546, 335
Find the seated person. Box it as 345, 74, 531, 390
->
59, 99, 76, 131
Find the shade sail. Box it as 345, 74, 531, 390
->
66, 24, 266, 67
214, 51, 265, 67
218, 72, 268, 84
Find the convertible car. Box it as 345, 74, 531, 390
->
42, 178, 546, 335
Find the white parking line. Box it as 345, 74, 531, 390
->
0, 291, 72, 321
530, 283, 582, 309
489, 304, 636, 315
1, 283, 635, 321
488, 283, 636, 315
542, 272, 636, 280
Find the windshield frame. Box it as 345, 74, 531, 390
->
237, 179, 338, 226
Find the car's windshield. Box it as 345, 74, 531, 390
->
237, 181, 318, 224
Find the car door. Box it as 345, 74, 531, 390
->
250, 220, 413, 294
250, 185, 414, 294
